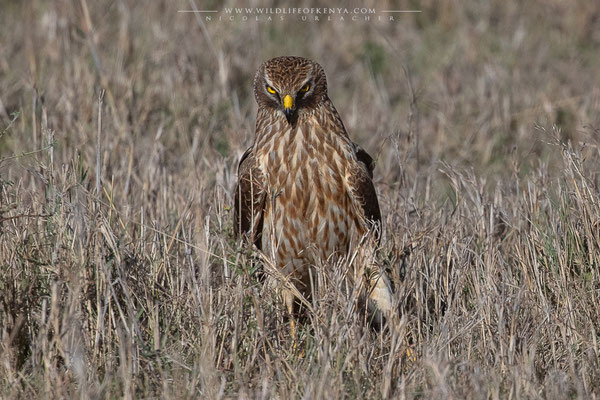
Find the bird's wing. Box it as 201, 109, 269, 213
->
348, 143, 382, 243
348, 143, 392, 321
234, 147, 266, 248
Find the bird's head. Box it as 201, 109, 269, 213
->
254, 56, 328, 125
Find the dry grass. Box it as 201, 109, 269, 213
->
1, 0, 599, 398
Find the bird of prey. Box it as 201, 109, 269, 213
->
234, 56, 393, 328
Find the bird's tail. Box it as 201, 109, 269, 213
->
363, 262, 394, 327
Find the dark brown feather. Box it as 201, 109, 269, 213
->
351, 144, 382, 243
354, 144, 376, 179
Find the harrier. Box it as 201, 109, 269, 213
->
234, 56, 393, 327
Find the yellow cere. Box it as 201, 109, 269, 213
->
283, 94, 293, 110
267, 86, 276, 94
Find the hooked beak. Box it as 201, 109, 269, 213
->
283, 94, 294, 123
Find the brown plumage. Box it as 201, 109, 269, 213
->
234, 56, 393, 324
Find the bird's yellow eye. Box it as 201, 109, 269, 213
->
301, 84, 310, 92
266, 86, 276, 94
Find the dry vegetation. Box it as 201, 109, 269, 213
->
1, 0, 600, 398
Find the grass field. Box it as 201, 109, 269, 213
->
1, 1, 599, 398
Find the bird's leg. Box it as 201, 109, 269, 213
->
283, 289, 298, 348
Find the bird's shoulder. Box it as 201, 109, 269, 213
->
352, 142, 376, 179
